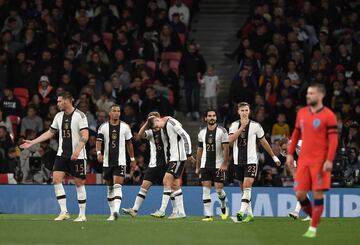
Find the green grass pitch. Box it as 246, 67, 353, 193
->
0, 215, 359, 245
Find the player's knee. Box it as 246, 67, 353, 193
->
295, 192, 307, 201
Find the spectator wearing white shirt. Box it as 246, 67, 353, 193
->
198, 65, 219, 111
168, 0, 190, 27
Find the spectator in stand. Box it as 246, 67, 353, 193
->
159, 24, 182, 52
198, 65, 219, 111
0, 147, 21, 177
0, 107, 13, 135
37, 75, 54, 105
168, 0, 190, 27
157, 61, 179, 111
20, 106, 43, 136
96, 94, 115, 114
0, 88, 23, 117
179, 43, 207, 119
140, 86, 173, 119
170, 13, 187, 34
0, 125, 14, 161
58, 73, 78, 97
271, 113, 290, 142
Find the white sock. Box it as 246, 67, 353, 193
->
159, 187, 171, 213
247, 200, 253, 216
240, 188, 251, 214
170, 193, 177, 214
203, 186, 212, 217
107, 186, 114, 215
76, 185, 86, 217
113, 184, 122, 213
133, 188, 147, 212
294, 201, 302, 213
54, 183, 67, 213
216, 188, 227, 208
174, 189, 185, 215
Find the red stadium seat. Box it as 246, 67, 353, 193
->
13, 87, 29, 109
178, 33, 186, 45
161, 52, 182, 62
102, 32, 113, 51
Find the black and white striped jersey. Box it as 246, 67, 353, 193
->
229, 120, 264, 165
163, 117, 192, 162
96, 121, 133, 167
144, 129, 168, 167
198, 126, 229, 168
50, 109, 88, 159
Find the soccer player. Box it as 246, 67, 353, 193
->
147, 115, 194, 219
286, 83, 338, 238
20, 92, 89, 222
279, 138, 310, 221
195, 109, 229, 222
122, 112, 169, 217
229, 102, 280, 222
96, 104, 136, 221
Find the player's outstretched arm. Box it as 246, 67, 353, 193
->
259, 137, 280, 166
20, 129, 55, 149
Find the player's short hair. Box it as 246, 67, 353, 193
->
147, 117, 157, 129
279, 137, 289, 147
204, 109, 217, 117
109, 104, 121, 110
237, 102, 250, 109
58, 92, 73, 102
148, 111, 160, 118
309, 83, 326, 95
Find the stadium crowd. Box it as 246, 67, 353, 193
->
0, 0, 359, 187
223, 0, 360, 187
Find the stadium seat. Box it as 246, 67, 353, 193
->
178, 33, 186, 45
102, 32, 113, 51
13, 87, 29, 109
8, 115, 20, 139
161, 52, 182, 62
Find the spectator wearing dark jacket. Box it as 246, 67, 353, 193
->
179, 43, 206, 119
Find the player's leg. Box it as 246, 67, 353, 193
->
53, 169, 69, 221
69, 159, 87, 222
112, 166, 126, 218
151, 171, 173, 218
237, 164, 257, 222
169, 161, 186, 218
126, 180, 152, 216
214, 169, 228, 220
201, 178, 213, 221
73, 177, 87, 222
103, 167, 115, 219
53, 157, 70, 221
294, 163, 312, 219
303, 165, 330, 238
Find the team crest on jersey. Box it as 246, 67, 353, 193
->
208, 135, 213, 144
313, 119, 321, 129
112, 132, 117, 140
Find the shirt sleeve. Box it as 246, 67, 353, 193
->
50, 113, 59, 131
125, 124, 133, 140
169, 119, 192, 155
144, 129, 153, 140
79, 114, 89, 131
198, 130, 203, 148
326, 111, 339, 162
229, 122, 237, 134
97, 124, 104, 141
256, 123, 265, 139
221, 129, 229, 143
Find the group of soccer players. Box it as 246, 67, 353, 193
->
20, 82, 338, 238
